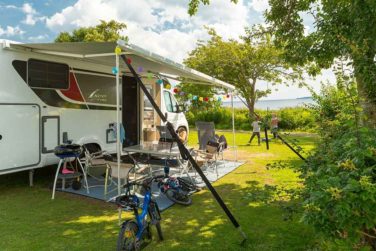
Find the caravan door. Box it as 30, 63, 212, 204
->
0, 104, 40, 173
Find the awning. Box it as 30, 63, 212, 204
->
6, 40, 235, 90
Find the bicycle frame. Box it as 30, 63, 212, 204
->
133, 190, 152, 240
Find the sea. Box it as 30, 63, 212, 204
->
222, 97, 315, 110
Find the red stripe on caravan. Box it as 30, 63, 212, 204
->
61, 72, 84, 102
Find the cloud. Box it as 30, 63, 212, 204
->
21, 3, 39, 25
0, 3, 44, 26
0, 25, 25, 37
28, 34, 49, 42
46, 0, 120, 30
22, 3, 37, 15
249, 0, 269, 13
44, 0, 252, 62
0, 4, 17, 9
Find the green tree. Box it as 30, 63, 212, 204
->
265, 1, 376, 127
175, 82, 219, 111
184, 28, 302, 121
55, 20, 128, 42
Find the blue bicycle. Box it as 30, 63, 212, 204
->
115, 174, 163, 250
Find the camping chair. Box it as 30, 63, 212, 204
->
104, 161, 137, 197
82, 148, 111, 185
194, 122, 227, 178
82, 149, 135, 198
156, 125, 197, 181
156, 125, 175, 143
156, 125, 188, 144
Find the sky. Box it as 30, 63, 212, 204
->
0, 0, 335, 100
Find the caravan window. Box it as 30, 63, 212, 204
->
28, 59, 69, 89
75, 72, 116, 105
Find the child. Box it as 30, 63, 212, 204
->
271, 113, 279, 139
249, 117, 261, 146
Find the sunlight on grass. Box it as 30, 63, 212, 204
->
186, 219, 199, 227
62, 229, 77, 236
66, 214, 118, 224
0, 130, 327, 251
248, 202, 262, 207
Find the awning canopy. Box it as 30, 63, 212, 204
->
7, 40, 235, 90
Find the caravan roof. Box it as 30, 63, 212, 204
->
4, 40, 235, 90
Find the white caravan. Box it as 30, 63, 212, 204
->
0, 40, 234, 182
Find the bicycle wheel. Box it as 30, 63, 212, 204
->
155, 222, 164, 241
117, 220, 138, 251
151, 202, 163, 241
148, 201, 162, 222
165, 189, 192, 206
177, 177, 198, 192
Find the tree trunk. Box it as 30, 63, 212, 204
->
356, 76, 376, 128
247, 78, 257, 122
248, 98, 256, 120
353, 56, 376, 128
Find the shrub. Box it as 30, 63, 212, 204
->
186, 106, 315, 132
297, 81, 376, 248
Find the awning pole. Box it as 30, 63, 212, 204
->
115, 54, 121, 196
231, 92, 237, 161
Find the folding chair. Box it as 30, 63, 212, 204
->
104, 161, 136, 197
156, 125, 188, 144
82, 149, 135, 198
82, 148, 111, 185
194, 121, 227, 178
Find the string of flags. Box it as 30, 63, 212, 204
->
169, 86, 231, 102
113, 46, 231, 103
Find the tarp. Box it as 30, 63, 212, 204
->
7, 40, 235, 90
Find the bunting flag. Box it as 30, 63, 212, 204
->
110, 57, 229, 105
110, 56, 229, 103
111, 56, 228, 104
114, 46, 122, 55
111, 67, 118, 74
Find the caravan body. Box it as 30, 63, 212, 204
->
0, 40, 189, 175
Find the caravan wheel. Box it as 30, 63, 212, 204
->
177, 127, 188, 143
83, 143, 101, 154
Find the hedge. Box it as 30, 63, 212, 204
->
186, 107, 316, 132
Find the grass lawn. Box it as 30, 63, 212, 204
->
0, 131, 330, 250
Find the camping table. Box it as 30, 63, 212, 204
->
122, 142, 192, 180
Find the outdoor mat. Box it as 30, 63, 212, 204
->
56, 160, 244, 211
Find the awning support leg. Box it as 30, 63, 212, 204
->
120, 53, 247, 245
29, 169, 35, 187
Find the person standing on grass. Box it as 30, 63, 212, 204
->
271, 113, 279, 139
249, 117, 261, 146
